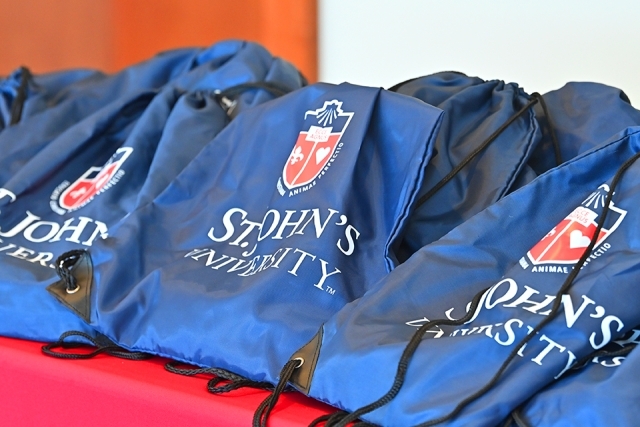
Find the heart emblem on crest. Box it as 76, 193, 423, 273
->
316, 147, 331, 164
569, 230, 591, 249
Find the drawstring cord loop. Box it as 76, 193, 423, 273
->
320, 152, 640, 427
416, 94, 540, 209
253, 358, 303, 427
42, 331, 151, 361
165, 361, 276, 394
54, 249, 86, 294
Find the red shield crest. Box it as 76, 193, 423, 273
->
527, 185, 626, 265
59, 147, 133, 210
281, 100, 353, 191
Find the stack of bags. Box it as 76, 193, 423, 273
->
1, 40, 638, 426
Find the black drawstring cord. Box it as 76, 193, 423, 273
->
214, 81, 292, 103
308, 412, 345, 427
55, 249, 86, 294
214, 81, 295, 118
502, 415, 514, 427
504, 343, 636, 427
387, 72, 470, 93
253, 358, 303, 427
409, 151, 640, 427
322, 152, 640, 427
315, 289, 489, 427
9, 66, 31, 126
310, 412, 377, 427
390, 79, 563, 208
207, 375, 274, 394
569, 342, 636, 371
42, 331, 151, 360
323, 412, 372, 427
415, 94, 540, 209
509, 408, 532, 427
165, 361, 249, 381
531, 93, 563, 167
165, 361, 275, 394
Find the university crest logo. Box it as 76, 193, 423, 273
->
50, 147, 133, 215
521, 184, 625, 271
277, 100, 353, 197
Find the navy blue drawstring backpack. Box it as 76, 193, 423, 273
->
0, 40, 303, 184
271, 127, 640, 427
0, 40, 257, 130
0, 89, 191, 340
528, 81, 640, 176
47, 83, 443, 385
0, 42, 305, 342
0, 66, 102, 131
389, 72, 542, 261
0, 46, 201, 132
507, 328, 639, 427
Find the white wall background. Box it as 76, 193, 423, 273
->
319, 0, 640, 105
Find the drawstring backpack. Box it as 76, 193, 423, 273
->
506, 327, 638, 427
0, 40, 302, 184
0, 90, 197, 341
528, 81, 640, 175
47, 83, 443, 386
0, 46, 200, 132
0, 40, 265, 130
0, 66, 100, 130
388, 72, 544, 262
269, 126, 640, 427
507, 81, 640, 208
0, 42, 305, 342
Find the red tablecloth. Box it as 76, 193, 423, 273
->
0, 336, 333, 426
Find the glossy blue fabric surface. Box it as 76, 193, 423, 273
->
392, 72, 541, 261
304, 127, 640, 426
0, 90, 212, 340
0, 40, 305, 342
5, 57, 639, 424
0, 41, 262, 131
513, 328, 639, 427
0, 40, 302, 183
0, 46, 198, 133
79, 83, 443, 383
529, 81, 640, 175
0, 66, 104, 130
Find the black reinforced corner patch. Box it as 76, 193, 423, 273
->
47, 251, 93, 322
290, 327, 323, 395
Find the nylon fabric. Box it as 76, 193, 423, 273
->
0, 66, 104, 130
529, 82, 640, 175
0, 40, 303, 183
506, 82, 640, 201
5, 57, 639, 426
0, 47, 197, 132
302, 127, 640, 426
0, 40, 305, 342
512, 329, 639, 427
68, 83, 443, 384
0, 90, 198, 340
392, 72, 541, 261
0, 41, 246, 129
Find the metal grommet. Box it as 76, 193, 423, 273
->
292, 357, 304, 368
66, 285, 80, 295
